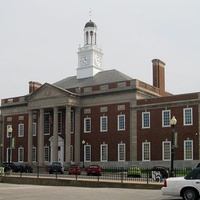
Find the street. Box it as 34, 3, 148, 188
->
0, 183, 182, 200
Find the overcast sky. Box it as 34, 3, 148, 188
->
0, 0, 200, 103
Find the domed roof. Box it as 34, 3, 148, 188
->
84, 20, 97, 28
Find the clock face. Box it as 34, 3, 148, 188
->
94, 54, 101, 67
80, 53, 90, 67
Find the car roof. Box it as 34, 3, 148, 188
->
51, 161, 63, 164
70, 164, 80, 166
89, 165, 100, 167
3, 162, 15, 164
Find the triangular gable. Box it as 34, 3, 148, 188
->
28, 83, 74, 101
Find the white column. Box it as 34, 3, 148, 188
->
38, 109, 44, 165
65, 106, 71, 163
53, 107, 58, 162
28, 111, 33, 163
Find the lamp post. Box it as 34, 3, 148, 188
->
82, 140, 85, 168
0, 144, 3, 164
8, 127, 13, 164
170, 116, 177, 177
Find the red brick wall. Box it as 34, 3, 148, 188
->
137, 103, 199, 161
80, 102, 130, 162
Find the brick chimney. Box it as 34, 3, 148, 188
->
152, 59, 165, 95
29, 81, 42, 93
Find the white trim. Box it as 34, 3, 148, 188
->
162, 110, 171, 127
118, 143, 126, 162
142, 142, 150, 161
184, 140, 193, 160
142, 112, 150, 129
100, 116, 108, 132
100, 144, 108, 162
162, 141, 171, 161
118, 114, 125, 131
183, 108, 193, 126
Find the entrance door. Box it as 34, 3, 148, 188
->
49, 136, 64, 163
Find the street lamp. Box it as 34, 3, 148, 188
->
8, 127, 13, 164
82, 140, 85, 168
170, 116, 177, 177
0, 144, 3, 164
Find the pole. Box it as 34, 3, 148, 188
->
8, 133, 11, 164
0, 145, 2, 164
170, 125, 175, 177
83, 144, 85, 169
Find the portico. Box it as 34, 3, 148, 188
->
27, 83, 80, 165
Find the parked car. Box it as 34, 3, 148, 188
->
15, 163, 25, 172
149, 166, 169, 179
195, 162, 200, 168
68, 164, 81, 175
127, 165, 141, 177
2, 162, 17, 172
161, 167, 200, 200
15, 163, 33, 173
87, 165, 102, 176
49, 161, 64, 174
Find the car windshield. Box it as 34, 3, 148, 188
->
52, 162, 62, 165
89, 165, 98, 168
185, 168, 200, 180
70, 165, 79, 168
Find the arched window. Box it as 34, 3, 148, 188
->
86, 31, 89, 44
95, 33, 97, 44
90, 31, 93, 44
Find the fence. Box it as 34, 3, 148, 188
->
1, 166, 191, 184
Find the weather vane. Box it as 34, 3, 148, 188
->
89, 8, 92, 20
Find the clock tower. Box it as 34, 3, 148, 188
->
77, 20, 103, 79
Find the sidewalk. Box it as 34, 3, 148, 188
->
1, 175, 163, 190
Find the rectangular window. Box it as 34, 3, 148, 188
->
100, 116, 107, 132
118, 143, 126, 161
100, 144, 108, 162
85, 145, 91, 162
118, 115, 125, 131
142, 112, 150, 128
18, 124, 24, 137
44, 112, 50, 135
162, 141, 171, 161
32, 147, 36, 162
84, 118, 91, 133
162, 110, 171, 127
70, 145, 73, 162
58, 111, 62, 134
44, 146, 49, 162
32, 122, 37, 136
184, 108, 193, 125
71, 110, 74, 133
142, 142, 150, 161
18, 147, 24, 162
184, 140, 193, 160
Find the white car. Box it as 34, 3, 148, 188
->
161, 168, 200, 200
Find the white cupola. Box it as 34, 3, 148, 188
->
77, 20, 103, 79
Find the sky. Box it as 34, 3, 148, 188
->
0, 0, 200, 103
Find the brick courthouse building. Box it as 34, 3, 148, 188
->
1, 20, 200, 168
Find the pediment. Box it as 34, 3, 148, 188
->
28, 83, 71, 101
